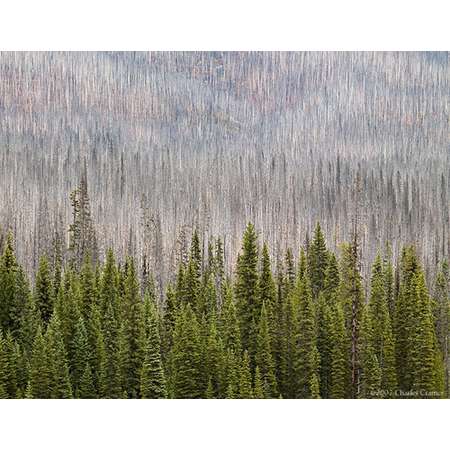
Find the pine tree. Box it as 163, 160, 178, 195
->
120, 258, 145, 398
323, 252, 340, 303
170, 304, 203, 398
366, 254, 397, 395
253, 366, 265, 399
79, 256, 97, 319
71, 316, 90, 396
86, 303, 105, 395
223, 348, 239, 398
0, 332, 9, 398
298, 248, 307, 280
432, 261, 449, 397
203, 316, 223, 398
190, 229, 202, 279
239, 350, 253, 399
46, 313, 73, 399
9, 265, 30, 338
140, 299, 167, 399
279, 287, 299, 398
409, 271, 443, 397
255, 302, 278, 398
360, 306, 382, 398
235, 223, 259, 356
19, 290, 40, 358
78, 363, 96, 399
3, 332, 19, 398
0, 232, 18, 332
219, 282, 242, 355
29, 327, 52, 398
308, 222, 328, 299
316, 293, 334, 398
294, 275, 318, 398
330, 303, 348, 399
394, 246, 420, 392
99, 299, 121, 398
258, 243, 277, 361
34, 255, 54, 326
339, 241, 364, 398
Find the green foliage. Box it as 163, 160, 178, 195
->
78, 363, 96, 399
255, 302, 278, 398
34, 256, 54, 326
308, 223, 328, 299
140, 299, 167, 399
235, 223, 259, 357
239, 350, 253, 399
294, 275, 319, 398
330, 303, 348, 399
170, 304, 203, 398
0, 225, 446, 399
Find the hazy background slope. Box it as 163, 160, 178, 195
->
0, 52, 448, 282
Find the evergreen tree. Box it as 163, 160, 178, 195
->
79, 256, 97, 319
99, 299, 121, 398
339, 241, 364, 398
394, 246, 420, 392
323, 252, 340, 303
120, 258, 145, 398
294, 275, 319, 398
71, 316, 90, 396
235, 223, 259, 356
46, 313, 73, 399
253, 366, 265, 399
140, 299, 167, 399
170, 304, 203, 398
0, 233, 18, 331
360, 306, 382, 398
34, 255, 54, 326
219, 282, 242, 355
316, 293, 334, 398
308, 222, 328, 299
203, 316, 223, 398
330, 303, 348, 399
255, 302, 278, 398
279, 288, 299, 398
29, 327, 52, 398
78, 363, 96, 399
409, 271, 443, 397
432, 261, 449, 397
0, 332, 9, 398
239, 350, 253, 399
366, 254, 397, 394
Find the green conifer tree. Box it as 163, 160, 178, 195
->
235, 223, 259, 356
34, 255, 54, 326
330, 303, 348, 399
0, 233, 18, 331
45, 313, 73, 399
308, 223, 328, 299
239, 350, 253, 399
78, 363, 96, 399
253, 366, 265, 399
255, 302, 278, 398
170, 304, 203, 398
29, 327, 52, 398
140, 299, 167, 399
294, 275, 318, 398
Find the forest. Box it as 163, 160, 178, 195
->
0, 52, 448, 284
0, 176, 448, 399
0, 52, 448, 400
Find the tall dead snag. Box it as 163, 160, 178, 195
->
68, 162, 98, 270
